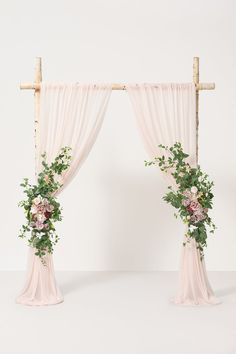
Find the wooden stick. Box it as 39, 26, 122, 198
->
34, 57, 42, 176
193, 57, 199, 164
20, 82, 215, 91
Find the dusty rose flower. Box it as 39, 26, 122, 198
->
42, 198, 54, 212
183, 190, 192, 199
189, 207, 206, 223
35, 220, 45, 230
182, 198, 190, 207
188, 201, 200, 212
194, 209, 206, 221
195, 213, 205, 222
190, 214, 197, 223
46, 204, 54, 212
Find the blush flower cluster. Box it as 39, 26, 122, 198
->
182, 188, 208, 224
145, 142, 216, 258
19, 147, 71, 261
30, 195, 54, 231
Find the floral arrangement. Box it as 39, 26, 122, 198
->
19, 147, 71, 260
145, 142, 216, 258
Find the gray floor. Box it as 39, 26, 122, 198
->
1, 271, 236, 354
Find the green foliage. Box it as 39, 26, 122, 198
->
145, 142, 216, 259
19, 147, 71, 262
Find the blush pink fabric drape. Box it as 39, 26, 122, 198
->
127, 83, 219, 305
16, 248, 63, 306
127, 83, 196, 166
175, 234, 219, 305
17, 83, 112, 306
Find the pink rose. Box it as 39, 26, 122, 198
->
194, 209, 206, 222
183, 190, 192, 199
42, 199, 54, 212
189, 201, 200, 212
46, 204, 54, 212
35, 220, 45, 230
182, 198, 190, 207
190, 209, 206, 223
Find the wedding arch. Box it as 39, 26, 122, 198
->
17, 57, 219, 306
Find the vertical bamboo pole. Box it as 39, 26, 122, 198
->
193, 57, 199, 164
34, 57, 42, 176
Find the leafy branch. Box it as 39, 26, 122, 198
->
145, 142, 216, 259
18, 147, 72, 262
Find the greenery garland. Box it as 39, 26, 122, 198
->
19, 147, 71, 260
145, 142, 216, 258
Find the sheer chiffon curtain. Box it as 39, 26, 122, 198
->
127, 83, 219, 305
17, 83, 112, 306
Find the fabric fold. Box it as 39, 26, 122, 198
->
16, 248, 63, 306
127, 83, 219, 305
17, 83, 112, 306
174, 235, 220, 305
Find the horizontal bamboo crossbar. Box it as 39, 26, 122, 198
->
20, 57, 215, 174
20, 82, 215, 91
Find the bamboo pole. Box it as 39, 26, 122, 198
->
193, 57, 199, 164
34, 57, 42, 176
21, 57, 215, 168
20, 81, 215, 91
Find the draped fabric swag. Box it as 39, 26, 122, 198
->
127, 83, 219, 305
17, 83, 112, 305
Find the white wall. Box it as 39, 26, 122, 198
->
0, 0, 235, 270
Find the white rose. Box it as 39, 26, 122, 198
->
190, 186, 198, 194
37, 213, 46, 222
33, 196, 42, 205
30, 205, 38, 214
